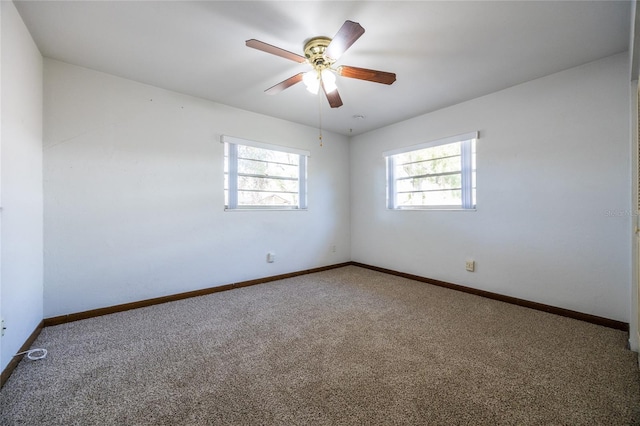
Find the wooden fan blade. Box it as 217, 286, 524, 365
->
265, 73, 304, 95
246, 39, 307, 63
337, 65, 396, 85
322, 82, 343, 108
325, 20, 365, 60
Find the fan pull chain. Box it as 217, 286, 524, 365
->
318, 90, 323, 147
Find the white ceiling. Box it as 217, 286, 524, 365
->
15, 0, 631, 136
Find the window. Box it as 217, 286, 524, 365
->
384, 132, 477, 210
222, 135, 308, 210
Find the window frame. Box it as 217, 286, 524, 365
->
222, 135, 309, 211
384, 132, 478, 211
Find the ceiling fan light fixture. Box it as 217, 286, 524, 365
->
321, 69, 337, 93
303, 70, 320, 94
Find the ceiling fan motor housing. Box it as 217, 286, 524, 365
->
304, 37, 335, 70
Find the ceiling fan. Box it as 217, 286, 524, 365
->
246, 20, 396, 108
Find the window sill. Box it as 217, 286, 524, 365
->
224, 208, 308, 212
389, 208, 477, 212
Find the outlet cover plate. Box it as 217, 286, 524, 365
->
465, 260, 475, 272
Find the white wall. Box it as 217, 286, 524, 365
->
43, 59, 350, 318
0, 1, 44, 372
628, 2, 639, 352
351, 53, 631, 322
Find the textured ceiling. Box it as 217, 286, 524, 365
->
15, 0, 631, 136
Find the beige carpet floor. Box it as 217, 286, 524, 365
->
1, 266, 639, 425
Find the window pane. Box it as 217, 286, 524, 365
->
395, 155, 461, 179
238, 176, 299, 193
238, 158, 299, 180
396, 173, 461, 192
395, 142, 461, 165
224, 174, 229, 206
238, 190, 298, 206
397, 189, 462, 207
237, 145, 299, 166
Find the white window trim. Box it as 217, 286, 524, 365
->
222, 135, 309, 211
384, 132, 478, 211
382, 131, 478, 157
221, 135, 310, 157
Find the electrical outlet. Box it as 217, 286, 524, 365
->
465, 260, 475, 272
331, 245, 336, 253
1, 319, 5, 337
